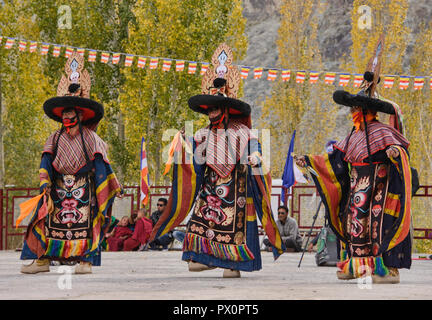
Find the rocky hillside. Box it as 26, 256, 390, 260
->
240, 0, 432, 125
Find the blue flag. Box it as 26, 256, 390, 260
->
281, 130, 296, 204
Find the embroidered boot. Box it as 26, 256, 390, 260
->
336, 271, 355, 280
222, 269, 241, 278
372, 267, 400, 284
188, 261, 216, 272
75, 261, 92, 274
20, 259, 50, 274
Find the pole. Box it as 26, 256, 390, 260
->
298, 200, 322, 268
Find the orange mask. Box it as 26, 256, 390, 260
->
352, 111, 376, 132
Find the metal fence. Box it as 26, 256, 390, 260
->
1, 185, 431, 250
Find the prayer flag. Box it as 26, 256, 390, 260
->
200, 62, 209, 75
101, 52, 110, 64
140, 137, 150, 207
324, 72, 336, 84
52, 45, 61, 57
29, 41, 38, 53
309, 71, 319, 84
88, 50, 97, 62
18, 40, 27, 52
353, 74, 363, 87
176, 60, 185, 72
383, 76, 395, 89
338, 74, 351, 87
240, 67, 250, 79
281, 130, 307, 204
296, 71, 305, 83
5, 38, 15, 49
188, 61, 197, 74
149, 57, 159, 69
281, 69, 291, 82
77, 48, 85, 57
40, 43, 49, 55
138, 56, 147, 68
413, 77, 424, 90
267, 69, 278, 81
65, 47, 74, 58
253, 67, 263, 79
112, 53, 121, 64
399, 76, 410, 90
124, 54, 134, 67
162, 59, 172, 71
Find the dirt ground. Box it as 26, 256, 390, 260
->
0, 250, 431, 300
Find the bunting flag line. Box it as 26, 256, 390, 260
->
100, 52, 110, 64
240, 67, 250, 79
353, 74, 363, 87
88, 50, 97, 62
162, 59, 172, 71
52, 45, 61, 57
124, 54, 134, 67
296, 71, 305, 83
29, 41, 38, 53
254, 67, 263, 79
281, 69, 291, 82
384, 76, 395, 89
267, 69, 278, 81
200, 62, 209, 75
140, 137, 150, 208
309, 71, 319, 84
414, 77, 424, 90
18, 40, 27, 52
188, 61, 197, 74
112, 53, 121, 64
324, 72, 336, 84
0, 35, 431, 92
137, 56, 146, 68
399, 76, 410, 90
149, 57, 159, 69
338, 74, 351, 87
176, 60, 185, 72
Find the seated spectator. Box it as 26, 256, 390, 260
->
106, 216, 133, 251
101, 216, 119, 251
263, 205, 303, 252
149, 198, 173, 250
123, 208, 153, 251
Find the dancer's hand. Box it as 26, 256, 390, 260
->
248, 155, 259, 167
386, 146, 400, 159
295, 155, 307, 168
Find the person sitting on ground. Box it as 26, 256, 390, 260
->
101, 216, 119, 251
106, 216, 133, 251
263, 206, 303, 252
123, 208, 153, 251
149, 198, 174, 250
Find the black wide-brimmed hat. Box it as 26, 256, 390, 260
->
43, 95, 104, 125
188, 94, 251, 118
333, 89, 395, 115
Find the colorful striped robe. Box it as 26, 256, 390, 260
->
21, 131, 121, 266
151, 127, 285, 271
